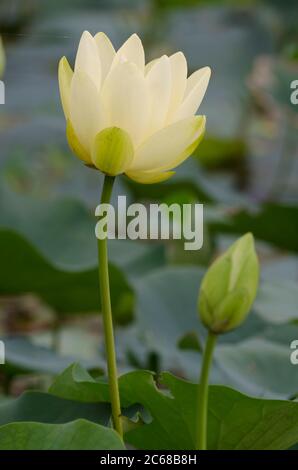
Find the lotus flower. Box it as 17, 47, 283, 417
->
58, 32, 210, 183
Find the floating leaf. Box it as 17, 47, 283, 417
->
0, 229, 131, 316
255, 281, 298, 324
49, 364, 298, 450
0, 390, 110, 427
0, 420, 124, 450
2, 336, 104, 374
212, 204, 298, 253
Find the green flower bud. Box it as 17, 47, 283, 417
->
198, 233, 259, 334
91, 127, 134, 176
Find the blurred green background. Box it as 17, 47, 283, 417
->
0, 0, 297, 402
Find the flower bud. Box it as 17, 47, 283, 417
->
198, 233, 259, 334
91, 127, 134, 176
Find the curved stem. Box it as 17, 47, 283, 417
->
195, 331, 217, 450
97, 175, 123, 439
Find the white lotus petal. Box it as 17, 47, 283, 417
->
166, 52, 187, 121
184, 66, 210, 97
101, 61, 149, 145
174, 66, 211, 121
74, 31, 101, 89
145, 55, 171, 136
58, 56, 73, 119
129, 115, 205, 172
110, 33, 145, 72
70, 71, 106, 153
145, 58, 159, 75
126, 169, 175, 184
94, 32, 115, 83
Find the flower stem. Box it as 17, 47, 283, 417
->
195, 330, 217, 450
97, 175, 123, 439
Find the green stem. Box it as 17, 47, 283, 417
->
97, 175, 123, 439
196, 331, 217, 450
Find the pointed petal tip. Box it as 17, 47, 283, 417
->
171, 51, 186, 60
169, 51, 187, 70
78, 30, 96, 47
202, 66, 211, 78
121, 32, 142, 45
123, 32, 144, 51
233, 233, 257, 261
160, 54, 170, 63
130, 32, 141, 40
241, 232, 255, 245
94, 31, 114, 45
59, 56, 72, 70
170, 51, 187, 62
95, 31, 108, 38
81, 30, 92, 38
